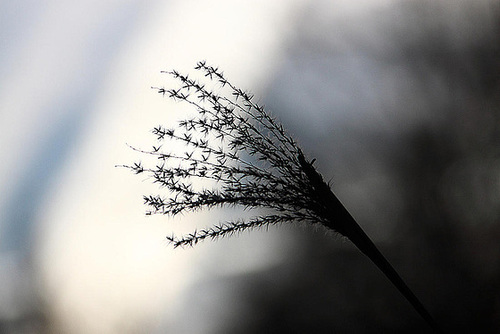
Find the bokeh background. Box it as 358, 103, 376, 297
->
1, 0, 499, 333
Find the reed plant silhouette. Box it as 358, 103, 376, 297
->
120, 61, 444, 333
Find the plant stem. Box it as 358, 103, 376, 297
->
323, 192, 444, 333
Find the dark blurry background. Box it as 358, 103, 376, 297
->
214, 1, 500, 333
1, 0, 499, 333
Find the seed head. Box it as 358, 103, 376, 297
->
119, 62, 444, 333
121, 61, 343, 247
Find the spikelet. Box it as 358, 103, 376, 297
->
119, 62, 444, 333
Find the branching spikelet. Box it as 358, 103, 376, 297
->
119, 61, 444, 332
120, 61, 339, 247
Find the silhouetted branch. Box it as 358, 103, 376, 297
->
120, 61, 444, 333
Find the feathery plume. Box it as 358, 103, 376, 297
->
120, 61, 444, 333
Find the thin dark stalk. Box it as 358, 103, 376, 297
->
328, 192, 443, 333
298, 151, 444, 333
